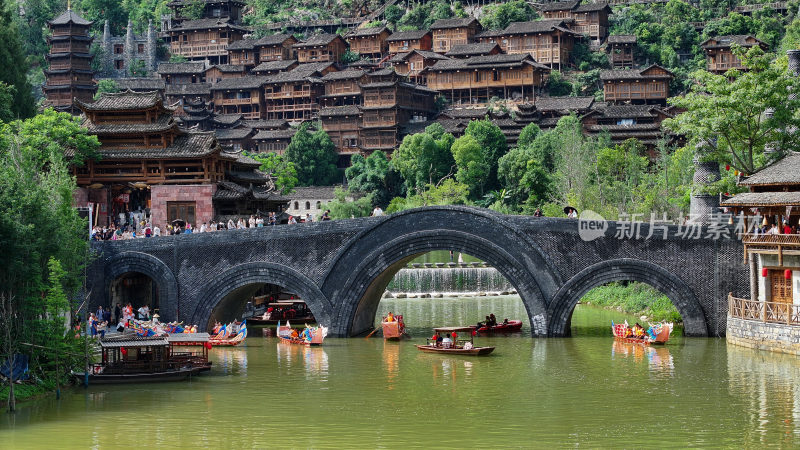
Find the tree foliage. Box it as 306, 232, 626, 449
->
479, 0, 537, 31
244, 151, 298, 194
0, 0, 35, 120
345, 151, 404, 207
94, 79, 119, 99
284, 122, 339, 186
323, 186, 372, 219
392, 123, 455, 192
665, 47, 800, 175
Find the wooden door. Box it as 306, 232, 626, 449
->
167, 201, 196, 227
769, 270, 792, 321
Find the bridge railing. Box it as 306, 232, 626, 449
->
728, 293, 800, 326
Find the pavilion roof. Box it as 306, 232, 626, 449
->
739, 152, 800, 187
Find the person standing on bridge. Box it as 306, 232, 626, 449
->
371, 206, 384, 217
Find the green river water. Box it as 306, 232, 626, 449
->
2, 296, 800, 448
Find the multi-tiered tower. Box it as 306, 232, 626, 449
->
43, 8, 96, 114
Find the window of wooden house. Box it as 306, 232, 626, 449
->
114, 44, 124, 54
138, 43, 145, 54
115, 59, 124, 69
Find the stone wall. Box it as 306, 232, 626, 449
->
726, 315, 800, 356
150, 184, 215, 228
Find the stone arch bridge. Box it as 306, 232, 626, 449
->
87, 206, 747, 337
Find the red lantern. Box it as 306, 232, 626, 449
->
785, 269, 792, 280
762, 268, 769, 277
472, 330, 477, 337
120, 347, 128, 356
204, 342, 213, 350
725, 164, 730, 171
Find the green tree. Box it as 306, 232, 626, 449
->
94, 79, 119, 100
386, 179, 470, 213
385, 4, 404, 29
451, 134, 489, 198
345, 151, 404, 207
323, 186, 372, 219
77, 0, 128, 34
392, 123, 455, 191
497, 142, 553, 210
0, 82, 16, 123
596, 139, 650, 213
463, 119, 508, 192
122, 0, 170, 34
479, 0, 537, 31
181, 0, 206, 19
7, 108, 100, 166
169, 54, 189, 63
546, 71, 572, 96
340, 50, 361, 64
284, 123, 339, 186
665, 47, 800, 175
0, 0, 35, 120
128, 59, 148, 77
244, 151, 298, 194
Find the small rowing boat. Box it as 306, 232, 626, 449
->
277, 321, 328, 346
415, 327, 494, 356
472, 319, 522, 334
612, 320, 673, 345
381, 314, 406, 340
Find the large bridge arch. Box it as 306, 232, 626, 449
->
547, 258, 709, 337
189, 262, 333, 329
322, 206, 562, 337
105, 251, 179, 321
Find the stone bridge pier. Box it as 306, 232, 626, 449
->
88, 206, 748, 337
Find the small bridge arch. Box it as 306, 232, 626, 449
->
104, 251, 179, 321
547, 259, 709, 337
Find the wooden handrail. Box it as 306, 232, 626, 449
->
728, 293, 800, 325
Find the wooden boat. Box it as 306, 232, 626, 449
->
73, 335, 207, 384
209, 320, 247, 346
612, 321, 673, 345
277, 321, 328, 346
167, 333, 213, 372
244, 301, 316, 326
415, 327, 494, 356
381, 314, 406, 340
472, 319, 523, 334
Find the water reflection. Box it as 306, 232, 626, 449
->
727, 344, 800, 443
611, 341, 674, 377
276, 341, 328, 379
383, 341, 400, 389
214, 347, 248, 374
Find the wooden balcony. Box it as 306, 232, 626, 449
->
265, 90, 313, 100
217, 98, 259, 106
742, 233, 800, 265
170, 41, 229, 57
708, 61, 744, 72
729, 294, 800, 326
266, 103, 318, 112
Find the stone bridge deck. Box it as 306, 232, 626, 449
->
88, 206, 747, 337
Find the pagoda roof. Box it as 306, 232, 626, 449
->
93, 132, 219, 160
81, 113, 177, 134
77, 90, 173, 112
49, 9, 93, 26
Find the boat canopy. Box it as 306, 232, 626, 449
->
167, 333, 210, 343
100, 337, 170, 348
433, 327, 475, 332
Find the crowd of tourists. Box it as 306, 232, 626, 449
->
91, 210, 332, 241
83, 302, 154, 338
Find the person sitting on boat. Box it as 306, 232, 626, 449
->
290, 329, 299, 340
436, 334, 444, 347
632, 323, 645, 339
386, 312, 394, 322
503, 318, 509, 325
489, 314, 497, 327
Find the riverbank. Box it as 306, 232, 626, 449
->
580, 282, 682, 323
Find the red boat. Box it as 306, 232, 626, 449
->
471, 320, 523, 333
381, 314, 406, 340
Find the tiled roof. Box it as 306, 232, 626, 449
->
537, 0, 579, 11
347, 26, 389, 38
503, 19, 571, 35
430, 17, 479, 30
429, 53, 549, 71
574, 1, 610, 12
211, 76, 270, 90
255, 33, 295, 46
319, 105, 362, 117
165, 83, 211, 96
475, 29, 504, 39
253, 129, 297, 140
321, 69, 366, 81
215, 64, 248, 73
110, 78, 166, 91
607, 35, 637, 44
265, 66, 326, 83
700, 34, 766, 49
722, 191, 800, 207
81, 113, 176, 134
252, 60, 298, 72
439, 108, 488, 119
386, 30, 430, 42
96, 132, 219, 160
600, 65, 673, 81
535, 96, 595, 111
243, 119, 289, 130
100, 336, 169, 348
158, 62, 207, 74
445, 43, 500, 57
293, 33, 342, 48
171, 17, 249, 32
78, 90, 165, 112
586, 123, 661, 131
213, 114, 243, 125
227, 38, 257, 50
368, 67, 396, 77
739, 152, 800, 186
49, 9, 92, 26
592, 104, 661, 119
215, 127, 254, 140
224, 151, 262, 167
287, 185, 340, 200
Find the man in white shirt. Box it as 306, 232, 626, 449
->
199, 222, 207, 233
137, 306, 146, 320
372, 206, 384, 217
153, 225, 161, 237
